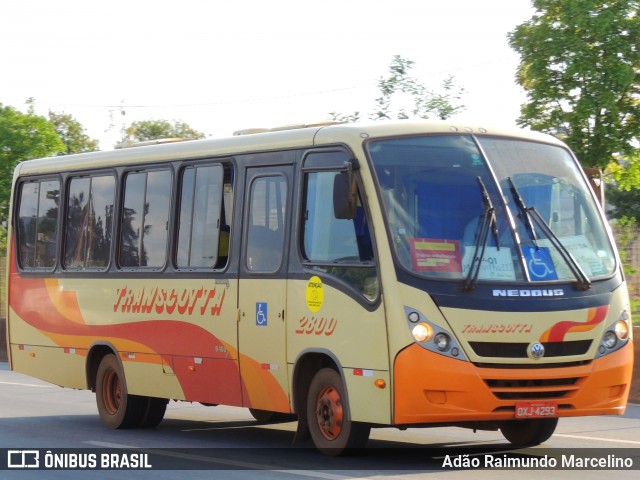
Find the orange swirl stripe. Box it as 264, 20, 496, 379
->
539, 305, 608, 343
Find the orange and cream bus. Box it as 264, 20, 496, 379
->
5, 120, 634, 454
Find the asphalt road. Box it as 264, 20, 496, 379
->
1, 362, 639, 479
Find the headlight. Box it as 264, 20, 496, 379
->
614, 320, 629, 340
597, 314, 631, 358
602, 331, 617, 349
434, 332, 451, 351
412, 323, 434, 342
404, 305, 468, 362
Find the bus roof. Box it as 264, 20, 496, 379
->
14, 120, 566, 177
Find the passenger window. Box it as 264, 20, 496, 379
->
65, 175, 115, 269
246, 175, 287, 272
119, 170, 171, 268
302, 171, 378, 300
17, 179, 60, 269
177, 164, 229, 269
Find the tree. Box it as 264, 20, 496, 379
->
508, 0, 640, 169
330, 55, 465, 122
606, 150, 640, 222
119, 119, 205, 146
0, 102, 65, 229
49, 111, 99, 154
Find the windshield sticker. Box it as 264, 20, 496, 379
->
461, 246, 515, 280
522, 246, 558, 280
410, 238, 462, 272
556, 235, 607, 276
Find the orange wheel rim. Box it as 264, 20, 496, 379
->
102, 369, 121, 415
315, 385, 343, 440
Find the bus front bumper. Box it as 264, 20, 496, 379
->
393, 342, 634, 425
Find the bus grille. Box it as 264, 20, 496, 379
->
484, 377, 582, 400
468, 340, 592, 359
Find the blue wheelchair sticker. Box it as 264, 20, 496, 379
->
522, 246, 558, 280
256, 302, 268, 326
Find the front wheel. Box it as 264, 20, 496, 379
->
306, 368, 370, 455
500, 418, 558, 446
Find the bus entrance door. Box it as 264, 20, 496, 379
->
238, 165, 293, 413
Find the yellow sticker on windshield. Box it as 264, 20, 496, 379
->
306, 276, 324, 312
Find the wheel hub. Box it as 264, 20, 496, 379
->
315, 386, 343, 440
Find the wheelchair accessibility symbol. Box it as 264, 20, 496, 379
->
256, 302, 268, 326
522, 246, 558, 280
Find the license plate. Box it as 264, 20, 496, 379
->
515, 401, 558, 419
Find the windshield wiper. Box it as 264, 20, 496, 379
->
508, 177, 538, 246
507, 177, 591, 291
463, 177, 499, 291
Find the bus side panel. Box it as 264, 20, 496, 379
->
8, 252, 244, 405
9, 343, 88, 390
286, 277, 392, 424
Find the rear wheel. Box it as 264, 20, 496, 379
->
306, 368, 370, 455
139, 397, 168, 428
95, 354, 145, 429
500, 418, 558, 446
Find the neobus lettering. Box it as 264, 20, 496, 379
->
114, 286, 226, 316
492, 289, 564, 297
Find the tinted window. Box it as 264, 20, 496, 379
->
119, 170, 171, 268
302, 170, 378, 300
65, 175, 115, 269
177, 164, 225, 268
17, 179, 60, 269
246, 175, 287, 272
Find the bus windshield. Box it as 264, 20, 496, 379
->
367, 135, 616, 284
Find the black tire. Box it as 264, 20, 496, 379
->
249, 408, 296, 423
500, 418, 558, 446
139, 397, 168, 428
249, 408, 275, 422
306, 368, 370, 455
95, 354, 145, 429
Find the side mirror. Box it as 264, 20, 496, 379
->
333, 167, 357, 220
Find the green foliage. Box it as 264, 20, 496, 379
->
0, 103, 65, 224
331, 55, 465, 122
612, 216, 639, 276
120, 119, 206, 146
49, 111, 99, 154
508, 0, 640, 169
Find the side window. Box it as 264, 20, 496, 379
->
119, 170, 171, 268
177, 164, 231, 269
65, 175, 115, 269
246, 175, 287, 272
302, 171, 378, 301
17, 179, 60, 269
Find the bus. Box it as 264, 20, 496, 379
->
5, 120, 634, 455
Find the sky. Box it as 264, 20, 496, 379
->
0, 0, 535, 150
